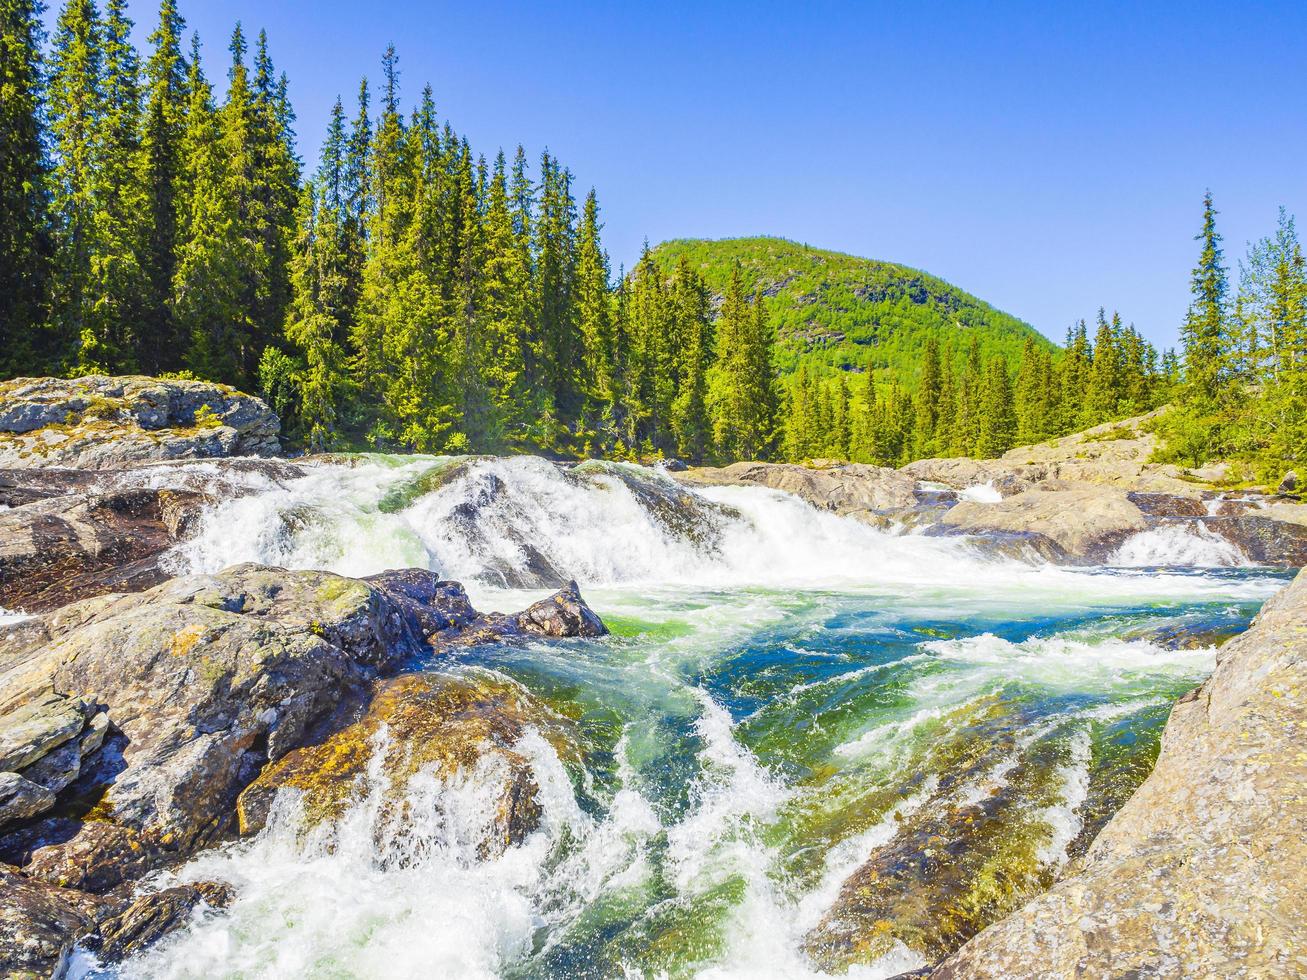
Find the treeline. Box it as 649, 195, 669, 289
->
1, 0, 788, 458
1164, 194, 1306, 478
785, 313, 1170, 466
6, 2, 1274, 475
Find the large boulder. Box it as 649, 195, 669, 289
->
678, 460, 919, 519
0, 375, 280, 469
932, 569, 1307, 978
237, 670, 578, 857
0, 565, 434, 854
936, 484, 1148, 561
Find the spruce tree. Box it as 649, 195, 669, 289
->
479, 149, 528, 448
535, 151, 581, 422
575, 189, 614, 412
1087, 308, 1122, 420
174, 32, 243, 381
1181, 191, 1231, 405
670, 258, 713, 461
47, 0, 104, 366
913, 337, 942, 457
0, 0, 53, 373
708, 267, 778, 461
137, 0, 188, 370
976, 355, 1016, 457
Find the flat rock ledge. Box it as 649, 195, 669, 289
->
0, 563, 606, 975
929, 567, 1307, 978
0, 375, 281, 469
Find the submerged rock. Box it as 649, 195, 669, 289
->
932, 568, 1307, 978
237, 670, 576, 858
0, 375, 281, 469
803, 700, 1079, 970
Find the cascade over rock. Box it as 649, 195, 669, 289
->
0, 564, 606, 973
930, 568, 1307, 978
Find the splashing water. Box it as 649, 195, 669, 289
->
1112, 522, 1246, 567
78, 456, 1289, 979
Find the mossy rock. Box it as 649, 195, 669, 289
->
236, 669, 579, 857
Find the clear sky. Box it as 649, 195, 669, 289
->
50, 0, 1307, 350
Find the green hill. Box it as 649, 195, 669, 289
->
646, 237, 1055, 388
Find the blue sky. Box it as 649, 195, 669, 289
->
50, 0, 1307, 349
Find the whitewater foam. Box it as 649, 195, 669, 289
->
1112, 522, 1246, 567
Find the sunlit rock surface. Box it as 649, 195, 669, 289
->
0, 375, 281, 469
931, 568, 1307, 978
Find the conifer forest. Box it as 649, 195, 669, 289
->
1, 0, 1303, 474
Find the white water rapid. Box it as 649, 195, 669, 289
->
66, 455, 1286, 980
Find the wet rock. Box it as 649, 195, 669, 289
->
0, 375, 281, 469
0, 772, 56, 825
237, 670, 576, 858
0, 483, 212, 613
443, 581, 610, 649
96, 880, 233, 962
0, 863, 104, 979
1202, 514, 1307, 566
679, 460, 919, 519
932, 568, 1307, 979
364, 567, 480, 637
0, 817, 161, 894
938, 485, 1147, 561
516, 580, 609, 638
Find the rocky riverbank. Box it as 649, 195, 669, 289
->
682, 413, 1307, 566
0, 564, 606, 975
930, 565, 1307, 978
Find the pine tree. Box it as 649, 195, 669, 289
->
0, 0, 53, 373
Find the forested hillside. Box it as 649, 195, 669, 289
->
646, 237, 1049, 385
